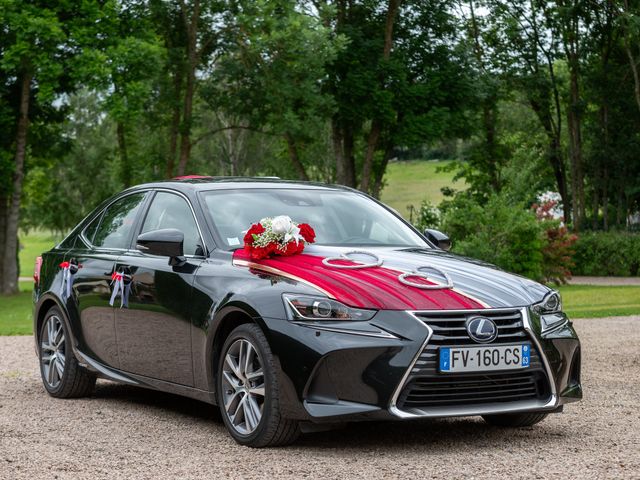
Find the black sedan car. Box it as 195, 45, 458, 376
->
33, 177, 582, 447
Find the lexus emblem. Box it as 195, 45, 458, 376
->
466, 316, 498, 343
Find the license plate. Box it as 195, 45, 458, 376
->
439, 344, 531, 373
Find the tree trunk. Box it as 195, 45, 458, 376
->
176, 67, 195, 177
622, 0, 640, 113
359, 0, 401, 193
333, 120, 356, 187
360, 121, 382, 192
483, 100, 500, 191
372, 143, 395, 198
166, 70, 184, 178
530, 99, 569, 222
284, 133, 309, 181
558, 0, 585, 231
176, 0, 200, 177
2, 70, 31, 295
591, 178, 599, 230
223, 125, 245, 176
332, 120, 347, 184
624, 43, 640, 113
549, 137, 569, 222
527, 31, 570, 223
567, 64, 584, 231
0, 194, 7, 286
615, 181, 624, 227
602, 165, 609, 231
117, 121, 131, 187
599, 36, 611, 231
343, 127, 356, 187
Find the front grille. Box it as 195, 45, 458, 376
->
396, 309, 552, 412
399, 371, 550, 408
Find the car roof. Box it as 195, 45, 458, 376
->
124, 176, 354, 194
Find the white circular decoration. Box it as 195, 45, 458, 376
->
398, 266, 453, 290
322, 250, 383, 269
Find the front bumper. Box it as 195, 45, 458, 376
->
265, 307, 582, 422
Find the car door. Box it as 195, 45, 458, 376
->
114, 190, 206, 386
71, 192, 149, 369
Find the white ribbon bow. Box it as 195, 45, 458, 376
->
109, 272, 131, 308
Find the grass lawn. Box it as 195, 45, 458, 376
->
0, 281, 33, 335
380, 159, 463, 218
557, 285, 640, 319
18, 230, 62, 278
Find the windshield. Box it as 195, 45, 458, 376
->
201, 188, 429, 249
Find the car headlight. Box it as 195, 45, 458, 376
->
283, 294, 377, 321
533, 291, 562, 315
533, 291, 567, 333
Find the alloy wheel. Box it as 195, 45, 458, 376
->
221, 338, 266, 435
41, 315, 66, 389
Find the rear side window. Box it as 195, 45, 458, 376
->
140, 192, 204, 256
92, 193, 146, 249
83, 214, 102, 245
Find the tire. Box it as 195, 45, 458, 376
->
482, 412, 548, 428
217, 323, 300, 447
38, 306, 96, 398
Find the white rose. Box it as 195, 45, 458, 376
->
271, 215, 293, 235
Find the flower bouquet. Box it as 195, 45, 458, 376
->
243, 215, 316, 260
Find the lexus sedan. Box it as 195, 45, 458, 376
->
33, 177, 582, 447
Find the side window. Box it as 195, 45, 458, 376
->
83, 213, 103, 245
141, 192, 203, 256
92, 193, 146, 249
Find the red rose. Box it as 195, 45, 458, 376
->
243, 223, 265, 246
298, 223, 316, 243
281, 240, 305, 256
250, 241, 278, 260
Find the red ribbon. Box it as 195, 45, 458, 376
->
112, 272, 124, 282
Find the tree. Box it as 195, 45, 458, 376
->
0, 1, 80, 294
204, 0, 341, 180
483, 0, 570, 220
617, 0, 640, 113
555, 0, 591, 230
77, 1, 165, 187
150, 0, 226, 177
21, 90, 120, 234
321, 0, 475, 194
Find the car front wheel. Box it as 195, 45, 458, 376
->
217, 323, 299, 447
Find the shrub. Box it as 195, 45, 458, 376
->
440, 194, 544, 280
572, 232, 640, 276
532, 199, 578, 284
412, 200, 440, 232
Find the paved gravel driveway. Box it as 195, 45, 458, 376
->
1, 317, 639, 480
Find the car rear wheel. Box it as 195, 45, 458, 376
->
39, 307, 96, 398
482, 412, 548, 428
217, 323, 300, 447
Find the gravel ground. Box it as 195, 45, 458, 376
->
1, 317, 639, 480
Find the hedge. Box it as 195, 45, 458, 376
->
572, 232, 640, 276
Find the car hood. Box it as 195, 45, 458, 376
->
232, 245, 551, 310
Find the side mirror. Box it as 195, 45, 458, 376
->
423, 228, 451, 251
137, 228, 185, 265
